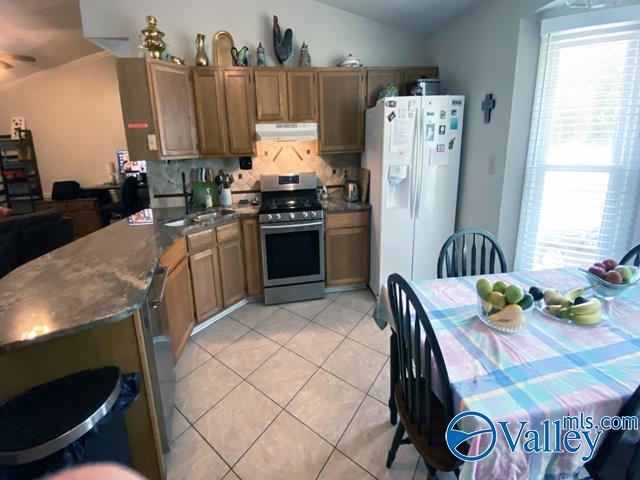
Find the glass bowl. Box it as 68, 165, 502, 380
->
476, 295, 533, 334
579, 266, 640, 300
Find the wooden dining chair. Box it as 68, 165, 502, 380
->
437, 228, 508, 279
386, 274, 465, 479
620, 244, 640, 267
585, 383, 640, 480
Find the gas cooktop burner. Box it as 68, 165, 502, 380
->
259, 192, 321, 214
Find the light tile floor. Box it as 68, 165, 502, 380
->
168, 289, 456, 480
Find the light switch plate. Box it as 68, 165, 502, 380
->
147, 134, 158, 151
488, 155, 496, 175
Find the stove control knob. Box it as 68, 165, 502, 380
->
275, 213, 281, 220
267, 214, 273, 221
310, 211, 317, 217
289, 212, 295, 220
302, 211, 309, 218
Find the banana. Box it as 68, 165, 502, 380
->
566, 287, 591, 301
570, 310, 602, 325
543, 290, 572, 307
547, 305, 565, 315
560, 298, 601, 317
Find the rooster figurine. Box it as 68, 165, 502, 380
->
272, 15, 293, 64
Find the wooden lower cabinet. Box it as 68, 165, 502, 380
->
217, 221, 247, 307
325, 211, 370, 287
189, 247, 223, 322
36, 198, 101, 239
242, 217, 263, 297
161, 239, 195, 361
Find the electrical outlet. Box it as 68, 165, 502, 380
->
147, 134, 158, 151
488, 156, 496, 175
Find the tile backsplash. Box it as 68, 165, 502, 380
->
146, 140, 360, 203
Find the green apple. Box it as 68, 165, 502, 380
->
476, 278, 493, 299
493, 280, 508, 294
488, 291, 506, 309
518, 293, 534, 310
505, 284, 524, 304
614, 265, 632, 283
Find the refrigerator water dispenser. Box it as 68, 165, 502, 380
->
387, 164, 410, 208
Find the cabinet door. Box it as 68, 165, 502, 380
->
402, 67, 439, 95
165, 257, 195, 361
366, 68, 403, 107
242, 217, 263, 297
147, 62, 199, 157
218, 239, 246, 306
287, 70, 317, 121
318, 69, 365, 153
193, 68, 228, 156
189, 248, 223, 322
254, 70, 288, 122
223, 69, 255, 154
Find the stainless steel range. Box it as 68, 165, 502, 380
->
259, 173, 325, 305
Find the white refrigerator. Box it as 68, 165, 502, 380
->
363, 95, 465, 294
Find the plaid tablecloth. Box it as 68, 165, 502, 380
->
376, 268, 640, 480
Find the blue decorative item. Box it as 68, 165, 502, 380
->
273, 15, 293, 64
231, 46, 249, 66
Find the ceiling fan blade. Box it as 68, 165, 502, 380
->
0, 54, 36, 63
0, 60, 13, 70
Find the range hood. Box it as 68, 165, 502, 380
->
255, 123, 318, 141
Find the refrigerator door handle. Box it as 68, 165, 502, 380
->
408, 111, 419, 219
411, 112, 422, 219
415, 147, 429, 219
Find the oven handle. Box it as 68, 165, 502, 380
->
261, 221, 324, 230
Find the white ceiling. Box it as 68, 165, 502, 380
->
314, 0, 489, 37
0, 0, 101, 84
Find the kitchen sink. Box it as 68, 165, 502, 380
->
164, 218, 190, 227
194, 209, 235, 222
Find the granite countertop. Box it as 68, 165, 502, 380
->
321, 197, 371, 212
0, 204, 258, 354
0, 198, 366, 354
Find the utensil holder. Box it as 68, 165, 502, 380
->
220, 187, 232, 207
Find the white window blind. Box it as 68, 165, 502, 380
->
515, 22, 640, 271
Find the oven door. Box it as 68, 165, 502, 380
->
261, 220, 325, 287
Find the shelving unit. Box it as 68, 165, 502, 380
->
0, 129, 43, 214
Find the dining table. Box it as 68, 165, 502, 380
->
375, 267, 640, 480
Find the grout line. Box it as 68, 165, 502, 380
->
172, 297, 384, 478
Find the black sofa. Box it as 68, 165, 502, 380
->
0, 210, 74, 278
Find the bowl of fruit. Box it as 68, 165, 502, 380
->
580, 259, 640, 300
475, 279, 535, 334
535, 286, 608, 327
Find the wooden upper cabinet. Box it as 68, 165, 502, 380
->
147, 61, 199, 157
318, 69, 365, 154
254, 70, 288, 122
193, 68, 228, 156
402, 67, 439, 95
366, 68, 403, 108
287, 70, 317, 122
223, 69, 255, 155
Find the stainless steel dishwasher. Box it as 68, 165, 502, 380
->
140, 265, 175, 453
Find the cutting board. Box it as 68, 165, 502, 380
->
358, 168, 370, 204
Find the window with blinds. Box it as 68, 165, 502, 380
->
515, 22, 640, 270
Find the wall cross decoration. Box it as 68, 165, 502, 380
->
481, 94, 496, 123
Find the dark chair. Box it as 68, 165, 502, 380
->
100, 177, 139, 225
51, 181, 80, 201
437, 228, 508, 279
620, 244, 640, 268
386, 274, 465, 479
585, 383, 640, 480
